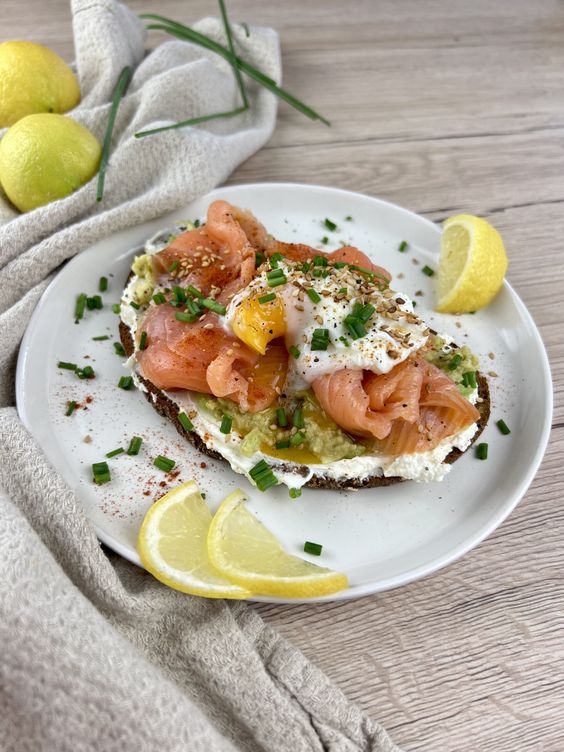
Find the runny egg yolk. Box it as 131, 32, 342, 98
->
231, 293, 286, 354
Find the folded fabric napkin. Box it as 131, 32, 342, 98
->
0, 2, 400, 749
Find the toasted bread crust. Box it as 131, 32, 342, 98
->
119, 320, 490, 489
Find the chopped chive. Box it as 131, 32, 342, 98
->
187, 285, 203, 298
476, 442, 488, 460
201, 298, 227, 315
345, 215, 353, 221
92, 461, 111, 485
77, 365, 95, 380
313, 255, 328, 267
304, 541, 322, 556
74, 293, 87, 321
175, 311, 197, 323
92, 335, 110, 341
65, 400, 77, 416
422, 265, 435, 277
113, 342, 126, 356
220, 415, 233, 434
412, 301, 417, 307
99, 276, 108, 292
300, 261, 311, 273
289, 345, 300, 359
153, 455, 175, 473
112, 303, 121, 314
118, 375, 133, 390
344, 315, 366, 340
86, 295, 103, 310
185, 298, 202, 315
152, 292, 166, 304
173, 285, 186, 303
129, 301, 140, 310
275, 439, 291, 449
249, 459, 277, 491
178, 412, 194, 432
258, 292, 276, 304
255, 251, 265, 267
269, 252, 284, 268
276, 407, 288, 427
306, 288, 321, 304
321, 236, 329, 245
311, 328, 330, 351
58, 361, 77, 371
96, 65, 131, 201
168, 260, 178, 274
127, 436, 143, 455
266, 269, 287, 287
398, 240, 408, 252
352, 302, 375, 323
339, 336, 350, 347
448, 353, 462, 371
289, 431, 305, 447
332, 261, 347, 269
138, 331, 148, 350
496, 419, 511, 435
338, 287, 347, 294
324, 218, 337, 231
292, 406, 304, 429
462, 370, 477, 389
193, 218, 201, 228
106, 447, 125, 458
289, 488, 302, 499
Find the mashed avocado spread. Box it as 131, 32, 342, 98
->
131, 254, 155, 304
198, 391, 364, 464
425, 335, 479, 398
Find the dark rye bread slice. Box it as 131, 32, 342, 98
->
119, 320, 490, 489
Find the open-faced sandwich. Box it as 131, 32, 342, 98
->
119, 200, 489, 493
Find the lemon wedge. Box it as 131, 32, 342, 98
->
436, 214, 508, 314
207, 490, 348, 598
137, 481, 251, 599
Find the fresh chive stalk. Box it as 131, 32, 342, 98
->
289, 431, 305, 446
324, 218, 337, 231
118, 375, 133, 390
266, 269, 287, 287
152, 292, 166, 304
99, 276, 108, 292
129, 301, 140, 310
448, 354, 462, 371
202, 298, 227, 315
97, 66, 131, 201
255, 251, 265, 267
187, 285, 203, 298
86, 295, 103, 310
169, 260, 178, 274
292, 406, 304, 428
275, 439, 290, 449
138, 331, 148, 350
344, 315, 366, 340
321, 236, 329, 245
65, 400, 77, 416
77, 366, 95, 380
422, 265, 434, 277
398, 240, 408, 252
92, 335, 110, 341
289, 345, 300, 359
114, 342, 126, 356
289, 488, 302, 499
112, 303, 121, 314
258, 292, 276, 304
311, 328, 330, 351
269, 252, 284, 268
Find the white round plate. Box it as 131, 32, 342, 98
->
16, 183, 552, 602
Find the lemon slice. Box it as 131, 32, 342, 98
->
436, 214, 508, 314
207, 490, 348, 598
137, 481, 251, 599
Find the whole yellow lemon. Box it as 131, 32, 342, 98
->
0, 114, 101, 212
0, 41, 81, 128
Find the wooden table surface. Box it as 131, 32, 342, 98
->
5, 1, 563, 749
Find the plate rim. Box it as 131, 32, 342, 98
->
15, 181, 554, 603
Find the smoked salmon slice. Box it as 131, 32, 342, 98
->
313, 357, 480, 454
152, 200, 256, 304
